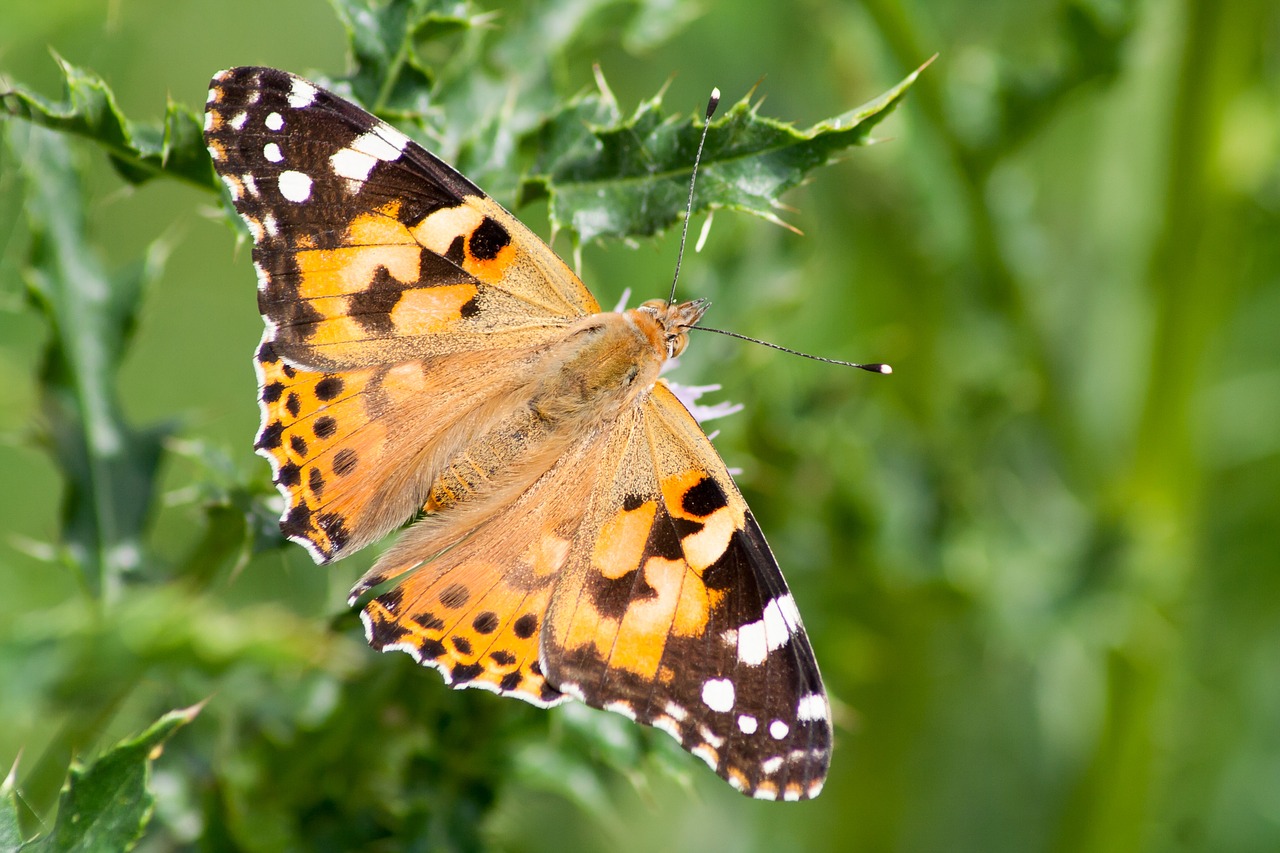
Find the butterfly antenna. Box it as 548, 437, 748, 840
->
667, 88, 721, 306
690, 326, 893, 374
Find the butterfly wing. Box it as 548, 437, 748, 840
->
350, 416, 617, 708
206, 66, 599, 369
542, 383, 832, 800
205, 67, 600, 559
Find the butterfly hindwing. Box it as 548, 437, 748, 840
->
351, 417, 616, 708
542, 384, 832, 800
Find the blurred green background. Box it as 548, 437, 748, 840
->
2, 0, 1279, 850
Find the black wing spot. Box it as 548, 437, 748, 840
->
277, 462, 302, 488
413, 612, 445, 632
315, 375, 344, 400
290, 434, 308, 457
682, 476, 728, 517
368, 616, 408, 649
262, 381, 285, 403
281, 503, 314, 539
440, 583, 470, 609
451, 636, 473, 656
317, 512, 349, 550
472, 612, 500, 634
257, 421, 284, 450
444, 235, 466, 266
308, 467, 325, 497
452, 662, 483, 682
333, 448, 358, 476
468, 217, 511, 261
513, 613, 538, 639
285, 392, 301, 417
313, 416, 337, 439
349, 267, 404, 334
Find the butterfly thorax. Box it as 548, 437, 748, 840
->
423, 299, 705, 515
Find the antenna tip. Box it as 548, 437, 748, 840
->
706, 88, 721, 118
876, 363, 893, 374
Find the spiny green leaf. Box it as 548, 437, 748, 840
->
330, 0, 475, 115
0, 761, 23, 853
0, 55, 215, 191
27, 705, 201, 853
521, 59, 932, 243
9, 124, 171, 601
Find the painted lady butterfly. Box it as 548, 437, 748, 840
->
205, 67, 831, 800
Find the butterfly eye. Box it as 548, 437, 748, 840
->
624, 365, 640, 385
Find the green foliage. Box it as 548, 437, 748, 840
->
0, 55, 213, 191
24, 706, 198, 853
2, 0, 1279, 851
11, 125, 171, 603
522, 61, 926, 241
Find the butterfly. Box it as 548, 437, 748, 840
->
204, 66, 831, 801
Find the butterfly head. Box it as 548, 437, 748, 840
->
635, 298, 709, 359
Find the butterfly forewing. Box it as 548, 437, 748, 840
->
207, 67, 834, 801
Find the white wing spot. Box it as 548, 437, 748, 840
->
262, 212, 278, 238
219, 174, 243, 201
797, 694, 828, 722
691, 744, 719, 770
265, 112, 284, 131
734, 594, 799, 666
253, 262, 271, 293
230, 111, 248, 130
330, 148, 377, 185
698, 724, 725, 750
652, 715, 683, 743
287, 77, 317, 108
736, 620, 768, 666
243, 174, 259, 197
737, 714, 758, 735
761, 756, 784, 775
330, 129, 408, 189
206, 87, 218, 104
603, 701, 637, 721
203, 111, 214, 132
263, 142, 283, 163
559, 681, 586, 702
664, 702, 689, 722
277, 170, 312, 202
701, 678, 735, 713
769, 720, 789, 740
